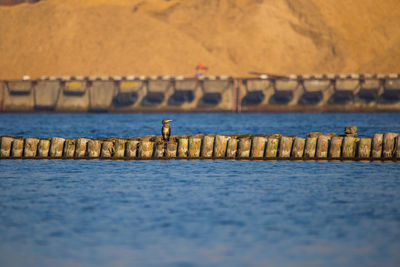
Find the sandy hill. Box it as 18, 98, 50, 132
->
0, 0, 399, 79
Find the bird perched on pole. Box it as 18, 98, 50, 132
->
162, 119, 173, 141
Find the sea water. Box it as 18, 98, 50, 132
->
0, 113, 400, 266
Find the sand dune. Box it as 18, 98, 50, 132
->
0, 0, 399, 79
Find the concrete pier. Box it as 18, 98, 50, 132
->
2, 74, 400, 113
1, 127, 399, 161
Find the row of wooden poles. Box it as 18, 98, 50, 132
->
0, 131, 399, 161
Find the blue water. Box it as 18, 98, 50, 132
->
1, 113, 400, 266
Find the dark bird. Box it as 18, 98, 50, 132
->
162, 119, 172, 141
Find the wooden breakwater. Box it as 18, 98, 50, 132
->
1, 127, 399, 161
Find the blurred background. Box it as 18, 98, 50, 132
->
1, 0, 400, 78
1, 1, 400, 267
1, 0, 400, 113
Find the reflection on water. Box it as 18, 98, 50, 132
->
0, 113, 400, 266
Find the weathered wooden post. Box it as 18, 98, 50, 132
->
329, 136, 343, 159
371, 134, 383, 159
396, 136, 400, 159
63, 139, 76, 158
138, 139, 154, 159
304, 133, 318, 158
308, 132, 322, 137
87, 139, 101, 158
24, 137, 39, 158
266, 135, 280, 158
214, 135, 230, 158
11, 138, 24, 158
154, 142, 165, 158
101, 140, 114, 158
0, 136, 14, 158
358, 137, 372, 158
201, 135, 215, 158
49, 137, 65, 158
342, 136, 357, 158
316, 135, 330, 158
75, 138, 89, 158
38, 139, 50, 157
226, 136, 239, 158
383, 133, 399, 159
238, 136, 251, 158
125, 139, 139, 158
279, 136, 293, 158
177, 136, 188, 158
114, 139, 126, 159
291, 137, 305, 159
166, 141, 178, 158
189, 135, 202, 158
251, 136, 267, 158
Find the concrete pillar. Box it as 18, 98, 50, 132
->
87, 140, 101, 158
166, 141, 178, 158
101, 141, 114, 158
266, 136, 279, 158
226, 137, 238, 158
214, 135, 230, 158
316, 135, 330, 158
23, 137, 39, 157
201, 135, 215, 158
1, 136, 14, 158
358, 137, 372, 158
50, 137, 65, 158
126, 140, 139, 158
38, 139, 50, 157
304, 137, 317, 158
279, 136, 293, 158
342, 136, 357, 158
178, 136, 189, 158
75, 138, 89, 158
11, 138, 24, 157
329, 136, 343, 158
114, 139, 126, 159
292, 137, 305, 158
371, 134, 383, 158
189, 135, 202, 158
238, 136, 251, 158
63, 139, 76, 158
251, 136, 267, 158
139, 140, 154, 159
383, 133, 399, 159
